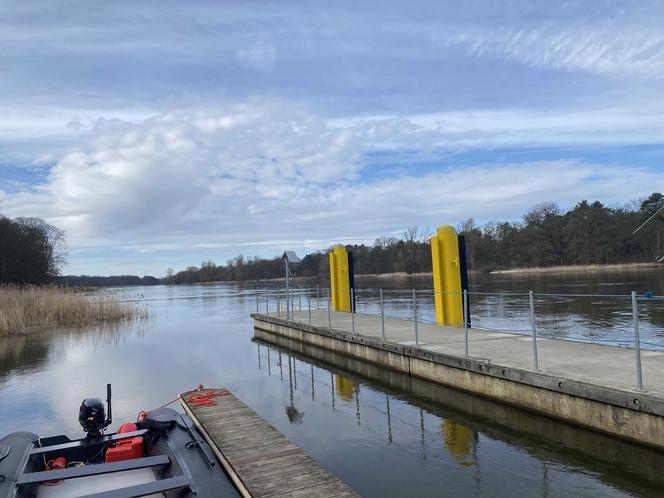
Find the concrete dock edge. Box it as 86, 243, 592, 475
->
252, 313, 664, 450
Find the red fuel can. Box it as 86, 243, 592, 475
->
105, 422, 145, 463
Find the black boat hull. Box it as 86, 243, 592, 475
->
0, 432, 38, 498
0, 408, 241, 498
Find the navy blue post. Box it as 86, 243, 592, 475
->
458, 235, 471, 328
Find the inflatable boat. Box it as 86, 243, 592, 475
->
0, 385, 241, 497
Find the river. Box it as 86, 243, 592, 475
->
1, 267, 663, 497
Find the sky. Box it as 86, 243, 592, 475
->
1, 0, 664, 276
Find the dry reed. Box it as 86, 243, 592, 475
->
490, 262, 660, 275
0, 286, 151, 337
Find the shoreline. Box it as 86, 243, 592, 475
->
192, 262, 662, 285
194, 271, 435, 285
0, 286, 150, 337
490, 262, 660, 275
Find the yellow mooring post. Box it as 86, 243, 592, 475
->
430, 225, 463, 326
329, 245, 351, 311
329, 247, 338, 310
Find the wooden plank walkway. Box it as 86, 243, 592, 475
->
180, 388, 358, 498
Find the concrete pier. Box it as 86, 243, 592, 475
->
252, 334, 664, 496
252, 310, 664, 449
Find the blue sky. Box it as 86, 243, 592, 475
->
1, 1, 663, 276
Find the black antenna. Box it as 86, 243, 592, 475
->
633, 205, 664, 234
105, 383, 112, 428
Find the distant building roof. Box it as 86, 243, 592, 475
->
282, 251, 302, 263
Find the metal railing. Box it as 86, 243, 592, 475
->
255, 285, 664, 392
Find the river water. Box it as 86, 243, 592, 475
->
1, 267, 664, 497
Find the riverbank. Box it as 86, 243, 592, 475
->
0, 286, 150, 337
194, 263, 660, 285
195, 271, 437, 285
491, 262, 660, 275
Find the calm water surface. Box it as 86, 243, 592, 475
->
1, 269, 664, 497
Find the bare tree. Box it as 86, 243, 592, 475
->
0, 215, 67, 284
458, 218, 476, 234
403, 225, 426, 274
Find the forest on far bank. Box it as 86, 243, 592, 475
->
3, 193, 662, 286
164, 193, 664, 284
0, 214, 160, 286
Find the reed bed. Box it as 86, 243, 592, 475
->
490, 262, 660, 275
0, 286, 151, 337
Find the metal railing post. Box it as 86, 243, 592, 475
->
316, 284, 320, 310
307, 288, 311, 325
285, 286, 289, 320
298, 288, 302, 312
277, 290, 281, 318
413, 289, 419, 345
529, 290, 539, 371
327, 288, 331, 328
351, 288, 356, 334
380, 289, 385, 339
463, 289, 469, 357
632, 291, 644, 391
256, 289, 259, 313
265, 289, 269, 314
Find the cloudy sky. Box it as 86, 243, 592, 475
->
1, 1, 663, 276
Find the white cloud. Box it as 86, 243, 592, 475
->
438, 23, 664, 78
1, 101, 368, 248
1, 101, 659, 275
338, 103, 664, 150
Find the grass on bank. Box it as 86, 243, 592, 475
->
0, 286, 151, 337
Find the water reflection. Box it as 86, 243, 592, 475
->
335, 375, 354, 401
0, 335, 34, 378
285, 355, 304, 424
254, 329, 664, 497
0, 319, 149, 381
441, 419, 477, 468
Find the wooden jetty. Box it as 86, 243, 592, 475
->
180, 388, 358, 498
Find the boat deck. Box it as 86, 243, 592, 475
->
180, 388, 358, 498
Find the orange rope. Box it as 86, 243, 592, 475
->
187, 388, 230, 407
137, 384, 214, 420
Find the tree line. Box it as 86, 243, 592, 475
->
57, 275, 161, 287
0, 212, 160, 286
0, 215, 67, 284
460, 193, 663, 271
164, 193, 664, 284
3, 192, 661, 287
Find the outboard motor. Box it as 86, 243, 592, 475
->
79, 384, 113, 437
